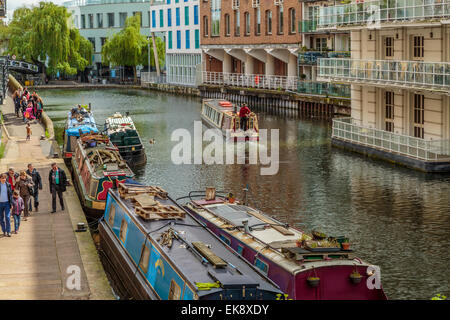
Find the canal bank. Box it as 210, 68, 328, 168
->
0, 82, 113, 299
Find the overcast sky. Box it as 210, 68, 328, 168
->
6, 0, 66, 22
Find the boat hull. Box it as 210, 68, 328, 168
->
118, 148, 147, 167
184, 206, 387, 300
200, 113, 259, 142
99, 220, 159, 300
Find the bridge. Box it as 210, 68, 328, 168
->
0, 57, 40, 103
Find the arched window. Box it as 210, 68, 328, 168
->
244, 12, 250, 35
225, 14, 230, 36
235, 10, 240, 36
265, 10, 272, 35
203, 16, 209, 36
277, 5, 284, 34
289, 8, 296, 34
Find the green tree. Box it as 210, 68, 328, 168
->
102, 15, 164, 82
6, 2, 92, 76
140, 36, 165, 70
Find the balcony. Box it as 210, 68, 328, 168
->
299, 51, 350, 65
299, 20, 318, 33
318, 58, 450, 94
298, 81, 351, 98
333, 118, 450, 162
318, 0, 450, 29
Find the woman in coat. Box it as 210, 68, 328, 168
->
15, 171, 34, 221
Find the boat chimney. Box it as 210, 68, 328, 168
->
88, 103, 91, 112
243, 186, 249, 206
111, 176, 118, 190
205, 187, 216, 201
242, 219, 250, 234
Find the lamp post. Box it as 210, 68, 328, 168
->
147, 36, 151, 73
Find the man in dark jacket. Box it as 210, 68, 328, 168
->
26, 163, 43, 212
0, 173, 14, 237
48, 163, 67, 213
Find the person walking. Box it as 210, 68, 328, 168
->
26, 123, 32, 141
0, 174, 13, 237
5, 168, 19, 191
26, 164, 42, 212
15, 171, 34, 221
11, 190, 24, 234
49, 163, 67, 213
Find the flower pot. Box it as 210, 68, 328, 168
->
349, 273, 362, 284
307, 277, 320, 288
341, 242, 350, 250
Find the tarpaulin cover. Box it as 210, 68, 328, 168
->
66, 125, 98, 136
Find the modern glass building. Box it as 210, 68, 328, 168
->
149, 0, 201, 86
63, 0, 160, 77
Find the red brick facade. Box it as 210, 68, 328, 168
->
200, 0, 302, 46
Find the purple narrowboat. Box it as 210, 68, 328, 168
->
181, 190, 387, 300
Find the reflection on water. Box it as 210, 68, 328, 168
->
40, 88, 450, 300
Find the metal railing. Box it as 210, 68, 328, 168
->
202, 71, 299, 91
299, 19, 318, 33
63, 0, 149, 7
298, 81, 351, 98
333, 118, 450, 161
299, 51, 350, 65
141, 72, 197, 86
0, 57, 39, 73
318, 58, 450, 91
318, 0, 450, 28
141, 72, 167, 84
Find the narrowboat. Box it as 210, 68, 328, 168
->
71, 133, 134, 218
201, 99, 259, 142
104, 112, 147, 167
181, 189, 388, 300
98, 182, 283, 300
62, 105, 98, 166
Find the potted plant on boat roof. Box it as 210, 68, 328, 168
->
349, 266, 363, 284
312, 230, 327, 240
341, 238, 350, 250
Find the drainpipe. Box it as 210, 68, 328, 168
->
150, 0, 161, 77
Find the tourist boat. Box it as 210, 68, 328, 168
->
62, 104, 98, 166
71, 133, 134, 218
98, 182, 283, 300
180, 188, 388, 300
104, 112, 147, 167
201, 99, 259, 142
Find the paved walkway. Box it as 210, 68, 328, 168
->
0, 94, 113, 300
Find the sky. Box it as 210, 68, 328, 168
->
5, 0, 66, 22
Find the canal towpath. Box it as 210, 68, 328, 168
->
0, 93, 113, 300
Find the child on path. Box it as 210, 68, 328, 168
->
11, 190, 24, 234
26, 123, 32, 141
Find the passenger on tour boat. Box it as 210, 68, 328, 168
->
239, 104, 251, 131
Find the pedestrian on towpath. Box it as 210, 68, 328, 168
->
11, 190, 24, 234
26, 123, 32, 141
0, 173, 13, 237
15, 171, 33, 221
5, 168, 19, 191
26, 164, 42, 212
49, 163, 67, 213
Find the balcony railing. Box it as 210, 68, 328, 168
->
318, 0, 450, 29
318, 58, 450, 92
202, 71, 299, 91
333, 118, 450, 161
298, 81, 351, 98
299, 20, 318, 33
299, 51, 350, 65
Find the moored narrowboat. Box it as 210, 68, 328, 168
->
62, 105, 98, 166
71, 134, 134, 218
99, 182, 283, 300
181, 189, 388, 300
201, 99, 259, 142
104, 112, 147, 167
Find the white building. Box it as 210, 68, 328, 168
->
63, 0, 157, 76
148, 0, 201, 86
317, 0, 450, 172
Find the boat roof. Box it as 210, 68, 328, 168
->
66, 111, 98, 136
109, 187, 282, 297
105, 113, 137, 131
203, 99, 238, 117
187, 199, 365, 274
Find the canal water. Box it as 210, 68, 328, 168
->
39, 88, 450, 300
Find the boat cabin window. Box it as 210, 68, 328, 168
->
168, 279, 181, 300
89, 178, 99, 199
237, 245, 244, 255
119, 219, 128, 243
108, 206, 116, 226
254, 257, 269, 275
219, 234, 231, 245
139, 244, 151, 274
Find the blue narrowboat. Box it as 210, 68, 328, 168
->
99, 182, 283, 300
63, 104, 98, 165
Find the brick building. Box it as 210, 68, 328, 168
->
200, 0, 302, 79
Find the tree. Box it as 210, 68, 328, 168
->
140, 36, 165, 70
6, 2, 92, 76
102, 15, 164, 83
